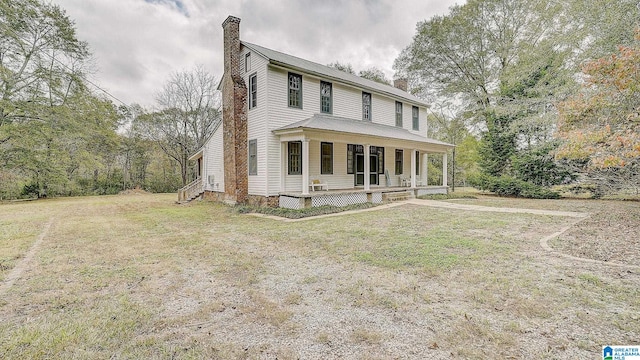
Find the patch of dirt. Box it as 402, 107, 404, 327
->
552, 200, 640, 264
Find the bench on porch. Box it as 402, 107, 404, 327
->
400, 176, 423, 187
309, 179, 329, 191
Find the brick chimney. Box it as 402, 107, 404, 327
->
393, 78, 408, 92
221, 15, 248, 204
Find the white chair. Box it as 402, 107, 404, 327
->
309, 179, 328, 191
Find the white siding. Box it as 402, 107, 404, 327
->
203, 122, 224, 193
332, 83, 362, 120
242, 46, 270, 196
420, 107, 428, 137
372, 94, 395, 128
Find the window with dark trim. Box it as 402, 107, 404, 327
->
321, 142, 333, 174
371, 146, 384, 174
249, 73, 257, 109
245, 53, 251, 72
320, 81, 332, 114
248, 139, 257, 175
362, 92, 371, 121
347, 144, 354, 174
395, 101, 403, 127
288, 141, 302, 175
415, 151, 420, 175
412, 106, 419, 130
288, 72, 302, 108
395, 149, 403, 175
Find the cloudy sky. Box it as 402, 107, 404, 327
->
51, 0, 461, 107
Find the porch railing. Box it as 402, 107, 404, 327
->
178, 177, 203, 202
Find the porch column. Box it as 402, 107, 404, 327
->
442, 152, 448, 187
410, 149, 417, 188
422, 152, 428, 186
302, 138, 310, 195
280, 141, 286, 193
364, 144, 370, 191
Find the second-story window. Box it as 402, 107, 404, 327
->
320, 81, 332, 114
288, 72, 302, 108
412, 106, 419, 130
395, 101, 403, 127
249, 73, 257, 109
362, 92, 371, 121
245, 53, 251, 72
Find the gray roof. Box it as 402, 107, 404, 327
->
242, 41, 429, 107
273, 114, 454, 148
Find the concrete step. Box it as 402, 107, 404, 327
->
382, 191, 414, 202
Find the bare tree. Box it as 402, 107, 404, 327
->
139, 66, 221, 186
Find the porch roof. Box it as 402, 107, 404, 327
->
272, 114, 454, 150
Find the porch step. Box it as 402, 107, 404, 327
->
382, 190, 414, 202
177, 190, 204, 204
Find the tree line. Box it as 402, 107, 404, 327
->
394, 0, 640, 197
0, 0, 219, 199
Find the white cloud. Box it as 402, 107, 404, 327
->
52, 0, 461, 107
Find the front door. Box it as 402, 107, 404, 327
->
354, 152, 379, 186
369, 153, 378, 185
355, 153, 365, 186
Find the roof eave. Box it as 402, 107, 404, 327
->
272, 126, 454, 151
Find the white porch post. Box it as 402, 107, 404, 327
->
410, 149, 417, 188
421, 152, 428, 186
280, 141, 286, 193
364, 144, 370, 191
442, 152, 448, 187
302, 138, 310, 195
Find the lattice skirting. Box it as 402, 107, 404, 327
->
371, 192, 383, 203
311, 192, 369, 207
279, 196, 304, 209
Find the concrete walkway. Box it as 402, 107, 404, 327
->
405, 198, 589, 218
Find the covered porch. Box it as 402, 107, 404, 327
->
272, 114, 454, 208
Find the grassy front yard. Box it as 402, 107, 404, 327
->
0, 194, 638, 359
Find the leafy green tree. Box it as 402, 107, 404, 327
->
0, 0, 89, 128
427, 106, 477, 189
511, 141, 572, 187
0, 0, 124, 198
477, 111, 517, 177
556, 32, 640, 195
327, 61, 355, 74
358, 67, 390, 85
394, 0, 562, 112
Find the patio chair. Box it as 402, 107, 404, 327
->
309, 179, 328, 191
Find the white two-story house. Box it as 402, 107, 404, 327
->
179, 16, 453, 208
